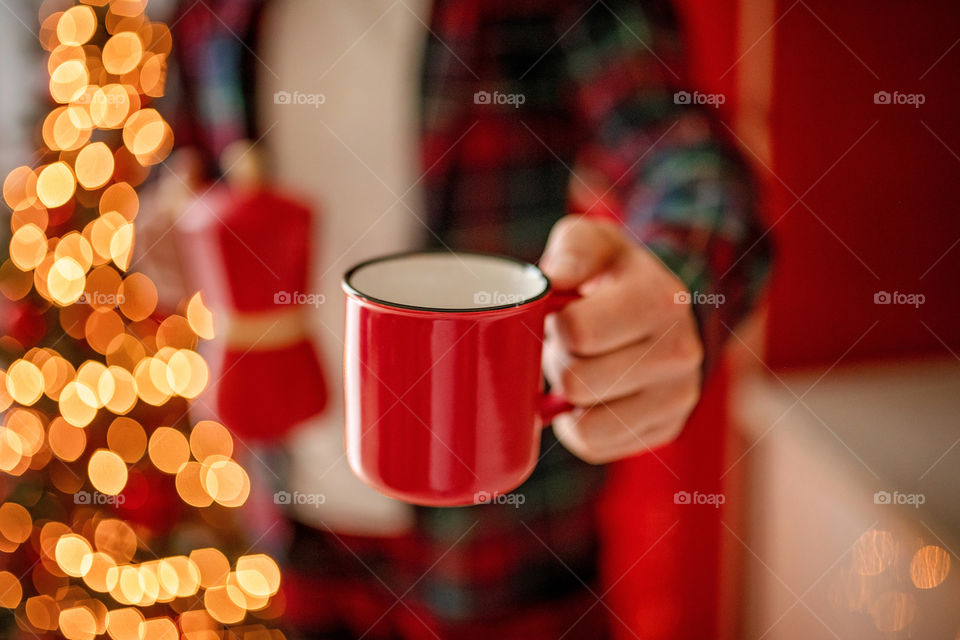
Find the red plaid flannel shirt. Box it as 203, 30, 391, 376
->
172, 0, 770, 637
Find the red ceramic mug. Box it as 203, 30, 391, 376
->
342, 251, 574, 506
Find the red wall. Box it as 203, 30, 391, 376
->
679, 0, 960, 368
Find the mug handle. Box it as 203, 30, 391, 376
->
538, 288, 581, 424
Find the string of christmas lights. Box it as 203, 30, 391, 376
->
0, 1, 286, 637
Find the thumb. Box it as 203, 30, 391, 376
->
540, 215, 625, 289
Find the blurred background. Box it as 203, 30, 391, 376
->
0, 1, 959, 639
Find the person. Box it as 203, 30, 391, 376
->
140, 0, 770, 637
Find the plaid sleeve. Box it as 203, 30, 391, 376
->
559, 0, 771, 371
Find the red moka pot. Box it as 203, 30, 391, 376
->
342, 251, 573, 506
177, 185, 328, 442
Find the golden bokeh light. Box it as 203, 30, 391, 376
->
26, 594, 60, 631
59, 381, 98, 427
190, 421, 233, 461
37, 161, 77, 208
59, 605, 98, 640
102, 32, 143, 75
121, 108, 164, 155
132, 358, 169, 406
189, 548, 230, 589
90, 84, 134, 129
40, 353, 76, 399
148, 427, 189, 474
76, 360, 110, 407
55, 232, 94, 271
100, 182, 139, 220
49, 59, 89, 104
75, 142, 116, 190
235, 555, 281, 598
186, 292, 215, 340
204, 585, 246, 625
90, 212, 130, 262
117, 272, 157, 321
156, 314, 198, 350
3, 165, 39, 210
44, 105, 94, 151
139, 53, 166, 97
202, 456, 251, 508
88, 449, 128, 495
103, 366, 137, 414
105, 607, 144, 640
56, 5, 97, 46
0, 502, 32, 544
6, 359, 45, 405
10, 223, 48, 271
84, 265, 123, 310
56, 534, 94, 578
910, 544, 950, 589
48, 417, 87, 462
109, 221, 134, 270
175, 461, 213, 508
166, 349, 208, 398
107, 417, 147, 463
85, 308, 125, 355
81, 551, 118, 593
139, 617, 178, 640
94, 519, 137, 564
0, 571, 23, 608
0, 258, 37, 301
111, 0, 148, 19
48, 256, 87, 305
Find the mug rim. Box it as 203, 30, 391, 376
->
342, 250, 553, 314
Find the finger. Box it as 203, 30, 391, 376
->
546, 248, 691, 357
552, 380, 698, 464
543, 324, 702, 406
540, 215, 626, 290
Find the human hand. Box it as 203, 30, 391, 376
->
540, 216, 703, 464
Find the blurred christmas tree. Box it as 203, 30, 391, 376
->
0, 1, 285, 637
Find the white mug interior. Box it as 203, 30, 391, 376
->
346, 252, 549, 311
